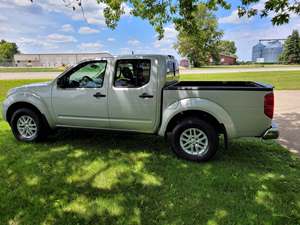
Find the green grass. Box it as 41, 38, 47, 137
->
0, 67, 64, 73
181, 71, 300, 90
0, 80, 300, 224
190, 64, 300, 69
0, 79, 49, 102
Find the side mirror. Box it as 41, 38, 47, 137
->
57, 77, 67, 88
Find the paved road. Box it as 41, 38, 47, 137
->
274, 91, 300, 156
1, 66, 300, 80
0, 72, 60, 80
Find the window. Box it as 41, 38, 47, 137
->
60, 61, 107, 88
114, 59, 151, 88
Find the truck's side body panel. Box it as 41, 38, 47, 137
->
2, 83, 56, 128
51, 68, 110, 128
158, 97, 237, 137
161, 88, 272, 138
107, 57, 161, 133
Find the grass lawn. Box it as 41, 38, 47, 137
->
0, 67, 64, 73
0, 80, 300, 225
190, 64, 300, 69
181, 71, 300, 90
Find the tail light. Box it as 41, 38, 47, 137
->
264, 93, 274, 119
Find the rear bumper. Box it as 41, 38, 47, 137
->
262, 122, 279, 140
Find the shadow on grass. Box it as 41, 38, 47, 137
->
0, 126, 300, 225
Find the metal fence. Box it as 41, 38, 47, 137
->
0, 60, 14, 67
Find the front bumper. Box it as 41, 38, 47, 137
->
262, 122, 279, 140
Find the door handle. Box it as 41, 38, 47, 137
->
139, 93, 154, 99
93, 92, 106, 98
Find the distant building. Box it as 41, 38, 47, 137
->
252, 40, 284, 63
209, 54, 237, 65
179, 58, 190, 68
14, 52, 112, 67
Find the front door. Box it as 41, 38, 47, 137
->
108, 58, 158, 132
52, 60, 109, 128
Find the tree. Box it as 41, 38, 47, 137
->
217, 40, 237, 56
174, 4, 223, 67
279, 30, 300, 64
32, 0, 300, 38
0, 40, 20, 63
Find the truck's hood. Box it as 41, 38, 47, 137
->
22, 81, 51, 89
7, 81, 51, 97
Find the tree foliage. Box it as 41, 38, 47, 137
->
174, 4, 223, 67
0, 40, 20, 63
34, 0, 300, 39
279, 30, 300, 64
217, 40, 237, 56
237, 0, 300, 26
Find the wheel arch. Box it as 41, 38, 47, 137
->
6, 102, 49, 128
165, 110, 225, 136
158, 98, 236, 138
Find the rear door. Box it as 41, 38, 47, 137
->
108, 58, 158, 132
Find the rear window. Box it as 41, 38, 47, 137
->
114, 59, 151, 88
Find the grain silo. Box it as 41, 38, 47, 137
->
252, 42, 265, 62
252, 39, 285, 63
262, 40, 283, 63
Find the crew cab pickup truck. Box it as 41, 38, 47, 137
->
2, 55, 279, 162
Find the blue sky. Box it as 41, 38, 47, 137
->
0, 0, 299, 61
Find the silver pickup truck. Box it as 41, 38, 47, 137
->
2, 54, 279, 162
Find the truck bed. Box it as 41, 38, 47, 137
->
162, 81, 274, 138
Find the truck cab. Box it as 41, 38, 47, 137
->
51, 55, 176, 132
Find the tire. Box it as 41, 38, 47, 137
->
10, 108, 48, 142
170, 117, 219, 162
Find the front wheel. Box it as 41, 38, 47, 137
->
170, 118, 219, 162
10, 108, 48, 142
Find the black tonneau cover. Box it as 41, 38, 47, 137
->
164, 81, 273, 91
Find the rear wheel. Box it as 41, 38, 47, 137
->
10, 108, 48, 142
170, 117, 219, 162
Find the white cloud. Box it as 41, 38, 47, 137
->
153, 25, 177, 48
128, 39, 141, 46
34, 0, 131, 26
78, 26, 100, 34
151, 25, 178, 57
0, 15, 7, 22
107, 38, 115, 42
218, 1, 274, 25
17, 37, 59, 50
12, 0, 32, 7
119, 47, 131, 54
61, 24, 74, 32
78, 42, 103, 52
218, 10, 251, 24
0, 0, 57, 34
46, 33, 77, 43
